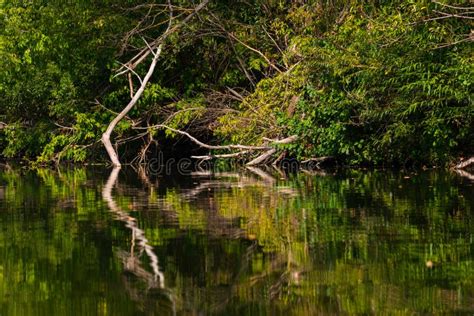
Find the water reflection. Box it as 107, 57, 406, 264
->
102, 167, 165, 289
0, 165, 473, 315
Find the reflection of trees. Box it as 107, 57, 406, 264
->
0, 166, 472, 314
150, 168, 474, 314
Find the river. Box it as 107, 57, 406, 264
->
0, 166, 473, 315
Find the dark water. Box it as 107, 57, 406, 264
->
0, 166, 473, 315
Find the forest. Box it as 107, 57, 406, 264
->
0, 0, 473, 167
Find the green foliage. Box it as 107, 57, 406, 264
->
273, 1, 474, 165
0, 1, 472, 165
0, 1, 130, 161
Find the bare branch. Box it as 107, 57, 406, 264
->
262, 135, 298, 144
454, 156, 474, 169
117, 0, 209, 75
454, 169, 474, 181
102, 2, 176, 167
134, 124, 271, 150
114, 62, 143, 85
53, 122, 74, 131
246, 148, 276, 166
432, 1, 474, 10
433, 9, 474, 19
128, 73, 134, 98
191, 151, 250, 160
228, 32, 283, 73
301, 156, 334, 164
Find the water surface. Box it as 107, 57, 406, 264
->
0, 166, 473, 315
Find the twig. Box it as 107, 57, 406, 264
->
228, 32, 283, 73
432, 1, 474, 10
191, 151, 250, 160
116, 0, 209, 75
134, 124, 273, 150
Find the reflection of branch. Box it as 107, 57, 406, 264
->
300, 168, 329, 177
189, 171, 241, 178
454, 169, 474, 181
102, 167, 165, 288
246, 166, 276, 185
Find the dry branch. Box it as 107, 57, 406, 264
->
134, 124, 277, 150
102, 44, 164, 166
102, 0, 210, 166
454, 156, 474, 170
431, 1, 474, 10
246, 148, 276, 166
116, 0, 209, 76
133, 124, 298, 166
191, 151, 250, 160
454, 169, 474, 181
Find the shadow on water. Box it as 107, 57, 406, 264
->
0, 164, 473, 315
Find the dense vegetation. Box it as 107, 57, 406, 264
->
0, 1, 472, 166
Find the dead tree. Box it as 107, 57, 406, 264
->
101, 0, 210, 167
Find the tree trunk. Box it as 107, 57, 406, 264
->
101, 45, 163, 167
